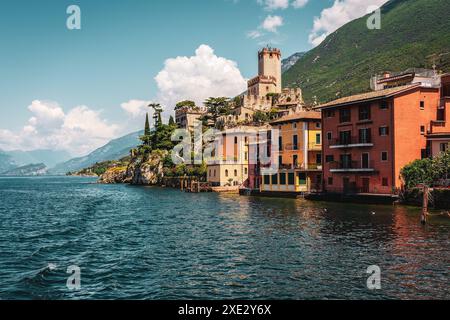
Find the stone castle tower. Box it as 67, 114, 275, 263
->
248, 47, 282, 96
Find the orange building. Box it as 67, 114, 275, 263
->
318, 76, 450, 195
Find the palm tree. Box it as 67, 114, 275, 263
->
148, 103, 163, 128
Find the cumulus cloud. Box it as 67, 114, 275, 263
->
257, 0, 289, 10
0, 100, 120, 156
292, 0, 308, 9
120, 99, 152, 118
309, 0, 388, 47
154, 45, 247, 113
262, 15, 284, 33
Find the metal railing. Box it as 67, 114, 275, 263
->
330, 160, 375, 170
330, 136, 373, 146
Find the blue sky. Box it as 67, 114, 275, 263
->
0, 0, 386, 156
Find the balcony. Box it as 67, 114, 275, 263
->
329, 137, 373, 149
329, 160, 375, 173
308, 142, 322, 151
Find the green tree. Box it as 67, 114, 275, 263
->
168, 115, 175, 126
203, 97, 231, 124
175, 100, 196, 110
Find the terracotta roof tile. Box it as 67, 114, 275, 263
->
270, 111, 321, 124
315, 84, 421, 109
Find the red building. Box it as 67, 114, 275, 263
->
318, 75, 450, 195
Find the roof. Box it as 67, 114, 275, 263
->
426, 132, 450, 139
270, 111, 321, 125
315, 84, 422, 110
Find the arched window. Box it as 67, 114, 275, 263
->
234, 170, 238, 177
225, 170, 229, 177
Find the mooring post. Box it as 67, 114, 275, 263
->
421, 185, 429, 225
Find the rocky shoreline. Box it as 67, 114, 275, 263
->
98, 150, 168, 185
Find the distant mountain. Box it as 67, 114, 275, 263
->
282, 0, 450, 103
0, 151, 17, 173
1, 163, 47, 176
281, 52, 305, 73
49, 130, 143, 175
6, 149, 71, 168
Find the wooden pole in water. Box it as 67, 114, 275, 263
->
421, 185, 429, 225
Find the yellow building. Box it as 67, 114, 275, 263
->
261, 112, 323, 194
175, 106, 206, 131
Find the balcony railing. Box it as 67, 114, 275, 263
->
329, 160, 375, 172
329, 136, 373, 148
308, 142, 322, 150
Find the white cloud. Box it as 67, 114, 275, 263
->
262, 15, 284, 33
257, 0, 289, 10
292, 0, 308, 9
0, 100, 120, 156
309, 0, 388, 47
120, 99, 152, 118
247, 30, 263, 39
154, 44, 247, 113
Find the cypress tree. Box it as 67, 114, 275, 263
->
144, 113, 151, 136
168, 115, 175, 126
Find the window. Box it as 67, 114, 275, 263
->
316, 133, 321, 144
234, 170, 238, 177
298, 172, 307, 185
325, 110, 335, 118
328, 177, 333, 185
264, 175, 270, 185
382, 178, 388, 187
234, 137, 238, 144
271, 174, 278, 185
327, 132, 332, 141
339, 109, 351, 123
380, 101, 389, 110
293, 123, 297, 129
358, 105, 371, 121
440, 143, 448, 152
420, 126, 425, 135
279, 136, 283, 151
316, 153, 322, 164
420, 101, 425, 110
379, 126, 389, 136
381, 151, 388, 162
209, 169, 211, 177
293, 135, 298, 150
245, 152, 248, 161
362, 153, 369, 169
214, 169, 216, 177
244, 168, 248, 175
293, 155, 298, 167
280, 172, 286, 185
325, 155, 334, 163
339, 131, 351, 145
288, 173, 295, 185
225, 170, 229, 177
359, 128, 372, 143
340, 154, 352, 168
316, 122, 321, 129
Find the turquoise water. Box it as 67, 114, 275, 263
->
0, 176, 448, 300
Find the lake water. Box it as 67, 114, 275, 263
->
0, 176, 448, 300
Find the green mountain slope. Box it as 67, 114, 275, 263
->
283, 0, 450, 104
48, 130, 143, 175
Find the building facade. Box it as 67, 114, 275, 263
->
247, 47, 282, 96
319, 74, 450, 195
175, 106, 206, 131
206, 126, 253, 188
259, 112, 323, 194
